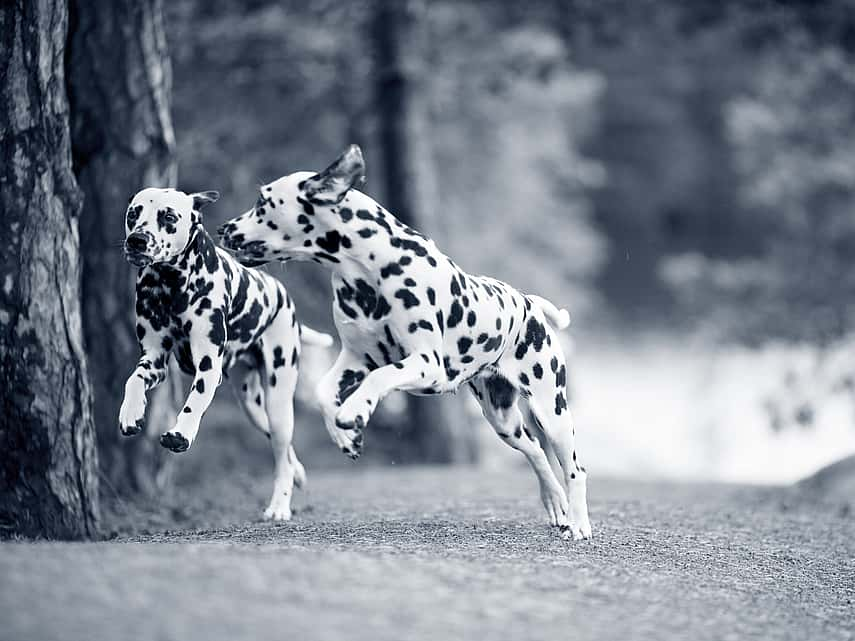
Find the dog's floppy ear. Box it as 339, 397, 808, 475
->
302, 145, 365, 204
191, 191, 219, 210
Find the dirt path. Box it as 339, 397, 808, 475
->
1, 466, 852, 641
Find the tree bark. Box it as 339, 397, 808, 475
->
67, 0, 180, 495
0, 0, 100, 539
372, 0, 478, 463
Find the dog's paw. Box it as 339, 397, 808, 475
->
263, 495, 293, 521
118, 399, 146, 436
159, 431, 190, 453
538, 477, 569, 528
334, 413, 365, 459
335, 410, 366, 433
558, 523, 586, 541
569, 498, 592, 540
119, 417, 145, 437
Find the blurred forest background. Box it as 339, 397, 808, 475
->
4, 0, 855, 538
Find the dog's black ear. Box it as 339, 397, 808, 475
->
302, 145, 365, 204
191, 191, 219, 210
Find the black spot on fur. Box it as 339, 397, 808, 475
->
337, 369, 365, 404
450, 276, 461, 297
555, 391, 567, 415
272, 346, 286, 369
556, 364, 566, 388
482, 335, 502, 351
208, 309, 226, 346
315, 230, 345, 254
381, 262, 403, 279
443, 356, 460, 381
395, 289, 420, 309
126, 204, 143, 230
485, 376, 516, 409
447, 300, 463, 328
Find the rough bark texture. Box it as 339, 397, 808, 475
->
68, 0, 180, 495
0, 0, 100, 539
372, 0, 478, 463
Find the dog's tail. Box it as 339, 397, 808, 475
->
300, 324, 334, 348
528, 295, 571, 331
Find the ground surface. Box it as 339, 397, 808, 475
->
1, 465, 853, 641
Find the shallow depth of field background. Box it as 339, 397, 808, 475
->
154, 0, 855, 486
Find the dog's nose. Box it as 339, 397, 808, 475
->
125, 232, 149, 252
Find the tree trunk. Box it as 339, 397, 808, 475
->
372, 0, 478, 463
0, 0, 100, 539
67, 0, 180, 496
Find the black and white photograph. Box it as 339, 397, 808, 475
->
1, 0, 853, 639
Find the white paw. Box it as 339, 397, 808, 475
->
560, 523, 586, 541
539, 479, 569, 528
569, 500, 592, 540
118, 400, 146, 436
332, 409, 365, 459
263, 495, 293, 521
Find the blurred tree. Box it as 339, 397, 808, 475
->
371, 0, 477, 462
0, 0, 100, 538
68, 0, 182, 495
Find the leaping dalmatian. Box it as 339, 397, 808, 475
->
119, 187, 333, 521
218, 146, 592, 539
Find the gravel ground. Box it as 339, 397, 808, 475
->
1, 465, 853, 641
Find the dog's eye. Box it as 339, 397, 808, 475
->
163, 212, 178, 224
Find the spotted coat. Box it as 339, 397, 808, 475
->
119, 187, 331, 522
219, 147, 591, 539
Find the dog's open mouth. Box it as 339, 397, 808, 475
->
219, 240, 270, 267
234, 255, 269, 268
124, 252, 153, 268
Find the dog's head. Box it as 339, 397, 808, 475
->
218, 145, 365, 266
124, 188, 219, 267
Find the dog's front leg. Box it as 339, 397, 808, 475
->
119, 333, 171, 436
314, 348, 368, 458
159, 322, 226, 453
334, 352, 444, 455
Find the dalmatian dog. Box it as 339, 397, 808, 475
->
119, 187, 332, 521
218, 147, 592, 539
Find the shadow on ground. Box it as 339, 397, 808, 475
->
1, 465, 852, 641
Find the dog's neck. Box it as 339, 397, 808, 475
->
312, 190, 436, 283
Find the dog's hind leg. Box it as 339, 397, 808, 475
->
255, 315, 303, 521
228, 359, 305, 491
523, 334, 592, 540
469, 375, 571, 532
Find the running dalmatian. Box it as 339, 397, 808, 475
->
219, 146, 592, 539
120, 187, 332, 521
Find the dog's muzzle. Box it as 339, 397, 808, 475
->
216, 222, 238, 244
124, 231, 153, 267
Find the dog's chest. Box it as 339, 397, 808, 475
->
331, 273, 403, 361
